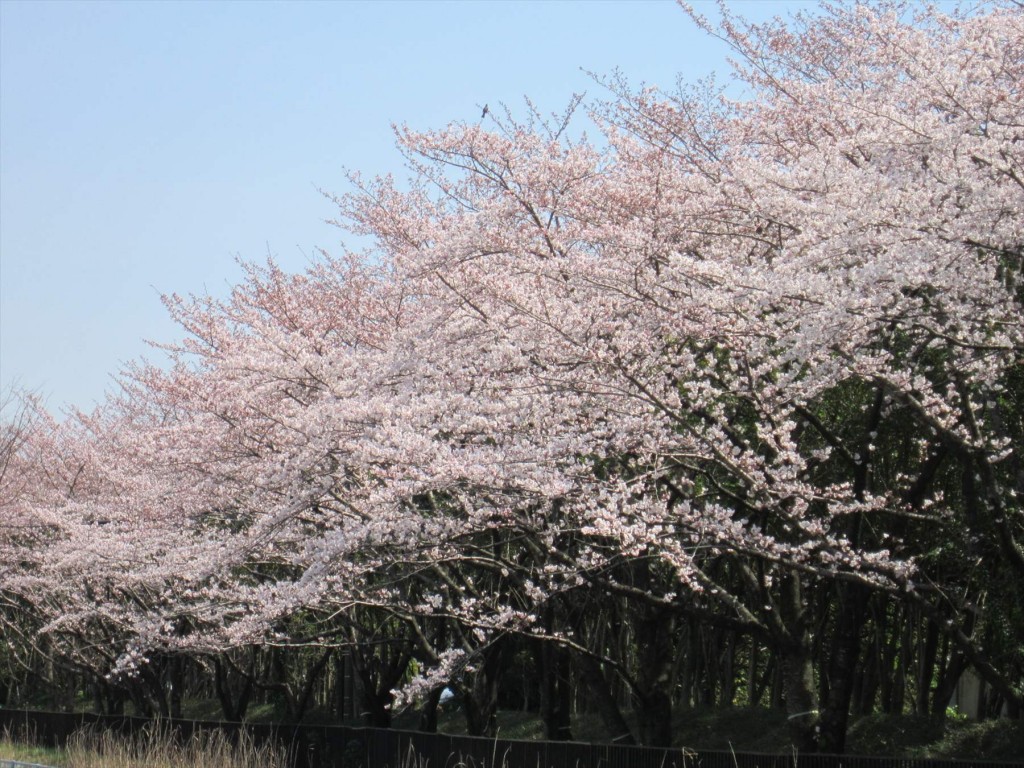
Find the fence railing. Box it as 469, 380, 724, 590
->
0, 708, 1017, 768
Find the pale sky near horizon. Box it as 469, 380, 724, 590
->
0, 0, 844, 414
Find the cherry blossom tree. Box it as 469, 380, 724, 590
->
4, 0, 1021, 753
301, 1, 1021, 746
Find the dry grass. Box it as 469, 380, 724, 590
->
3, 722, 291, 768
0, 722, 65, 765
61, 723, 290, 768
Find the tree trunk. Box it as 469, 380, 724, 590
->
535, 639, 573, 740
635, 605, 675, 747
856, 603, 884, 715
719, 630, 736, 706
418, 686, 443, 733
917, 615, 939, 715
361, 686, 393, 728
782, 643, 820, 753
780, 571, 819, 752
462, 641, 506, 737
167, 656, 183, 720
214, 652, 256, 721
817, 582, 867, 753
294, 649, 333, 722
576, 653, 635, 744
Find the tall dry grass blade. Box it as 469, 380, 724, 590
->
64, 722, 288, 768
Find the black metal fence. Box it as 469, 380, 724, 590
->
0, 708, 1018, 768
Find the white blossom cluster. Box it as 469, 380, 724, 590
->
1, 2, 1021, 711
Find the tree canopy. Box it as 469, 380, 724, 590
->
2, 1, 1022, 754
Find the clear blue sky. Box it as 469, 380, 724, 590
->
1, 0, 820, 413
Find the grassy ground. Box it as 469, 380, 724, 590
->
845, 712, 1023, 760
13, 699, 1020, 762
0, 724, 290, 768
0, 740, 65, 765
429, 705, 792, 751
0, 723, 65, 766
427, 706, 1024, 760
215, 698, 1023, 760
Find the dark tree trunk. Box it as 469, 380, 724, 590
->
638, 688, 673, 748
719, 630, 736, 706
418, 686, 443, 733
93, 679, 128, 716
577, 653, 635, 744
917, 615, 940, 715
782, 643, 819, 753
888, 613, 912, 715
635, 605, 675, 747
333, 652, 352, 721
214, 652, 256, 721
535, 639, 573, 740
770, 655, 785, 710
362, 690, 392, 728
818, 583, 867, 753
294, 649, 334, 722
856, 602, 885, 715
879, 605, 900, 713
167, 656, 184, 720
747, 640, 763, 707
780, 572, 819, 752
349, 625, 412, 729
462, 640, 507, 737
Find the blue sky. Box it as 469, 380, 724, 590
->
1, 0, 820, 414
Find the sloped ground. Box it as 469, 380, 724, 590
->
131, 697, 1024, 761
846, 713, 1022, 760
428, 707, 1023, 761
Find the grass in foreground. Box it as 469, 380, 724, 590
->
8, 704, 1021, 765
0, 741, 65, 765
0, 723, 65, 765
1, 723, 291, 768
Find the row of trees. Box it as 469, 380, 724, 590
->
2, 1, 1022, 754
